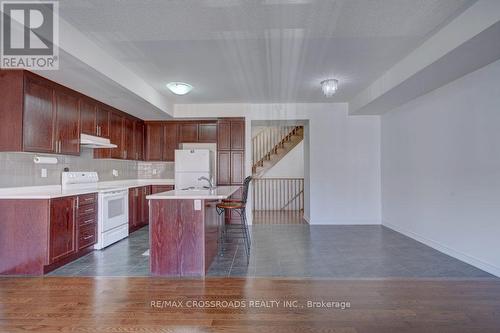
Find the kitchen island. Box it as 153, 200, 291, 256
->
147, 186, 240, 277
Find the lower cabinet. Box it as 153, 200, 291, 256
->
49, 196, 77, 263
151, 185, 174, 194
48, 193, 97, 267
129, 186, 152, 233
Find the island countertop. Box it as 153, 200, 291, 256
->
146, 185, 240, 200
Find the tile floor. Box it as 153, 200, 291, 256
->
49, 222, 494, 278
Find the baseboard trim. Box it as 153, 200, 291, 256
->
308, 219, 381, 225
383, 221, 500, 278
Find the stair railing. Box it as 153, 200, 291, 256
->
252, 178, 304, 211
252, 125, 301, 172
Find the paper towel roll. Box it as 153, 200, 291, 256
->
33, 156, 58, 164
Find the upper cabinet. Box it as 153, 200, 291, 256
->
79, 98, 97, 136
217, 118, 245, 151
134, 121, 145, 161
96, 105, 110, 138
163, 122, 178, 162
198, 123, 217, 143
178, 122, 198, 142
54, 87, 80, 155
145, 122, 165, 161
23, 73, 56, 153
109, 112, 124, 159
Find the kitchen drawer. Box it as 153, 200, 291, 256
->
78, 223, 97, 250
78, 193, 97, 206
78, 203, 97, 217
78, 214, 97, 228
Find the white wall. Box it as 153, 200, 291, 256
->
381, 59, 500, 277
175, 103, 381, 225
263, 141, 304, 178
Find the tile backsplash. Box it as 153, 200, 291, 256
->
0, 149, 174, 188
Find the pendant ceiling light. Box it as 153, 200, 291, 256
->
166, 82, 193, 95
321, 79, 338, 97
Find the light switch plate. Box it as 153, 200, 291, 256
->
194, 200, 202, 211
41, 168, 47, 178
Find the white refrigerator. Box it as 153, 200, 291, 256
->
175, 149, 214, 189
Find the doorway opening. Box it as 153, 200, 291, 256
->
251, 120, 308, 225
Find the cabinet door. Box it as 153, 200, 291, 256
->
122, 117, 134, 160
134, 121, 144, 161
163, 122, 178, 161
230, 151, 245, 184
179, 122, 198, 142
55, 88, 80, 155
49, 197, 76, 263
145, 123, 164, 161
23, 74, 56, 153
230, 120, 245, 150
217, 120, 231, 150
79, 98, 97, 135
96, 105, 110, 138
198, 123, 217, 143
139, 186, 150, 226
217, 151, 231, 185
109, 112, 123, 159
128, 188, 139, 231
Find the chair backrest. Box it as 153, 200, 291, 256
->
241, 176, 252, 204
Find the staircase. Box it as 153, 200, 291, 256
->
252, 125, 304, 177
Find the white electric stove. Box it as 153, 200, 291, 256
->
62, 172, 129, 250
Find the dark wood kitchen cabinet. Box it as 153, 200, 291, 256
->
198, 123, 217, 143
216, 118, 245, 224
54, 87, 80, 155
79, 97, 97, 136
134, 121, 145, 160
49, 196, 77, 264
96, 104, 110, 138
151, 185, 174, 194
230, 150, 245, 184
178, 122, 198, 142
129, 186, 151, 233
145, 122, 178, 162
163, 122, 178, 161
230, 120, 245, 150
123, 116, 135, 160
217, 118, 245, 186
0, 71, 82, 155
145, 122, 165, 161
0, 193, 98, 275
23, 73, 56, 153
109, 112, 124, 159
217, 151, 231, 185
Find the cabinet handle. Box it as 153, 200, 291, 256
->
82, 235, 93, 240
84, 208, 94, 213
81, 219, 94, 225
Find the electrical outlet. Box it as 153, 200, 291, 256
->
41, 168, 47, 178
112, 169, 119, 177
152, 169, 157, 175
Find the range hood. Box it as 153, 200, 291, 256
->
80, 133, 117, 149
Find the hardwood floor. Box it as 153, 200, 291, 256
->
1, 277, 499, 332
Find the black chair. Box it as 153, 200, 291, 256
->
216, 176, 252, 260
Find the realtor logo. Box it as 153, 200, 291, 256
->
1, 1, 59, 69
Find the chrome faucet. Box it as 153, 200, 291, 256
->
198, 176, 215, 189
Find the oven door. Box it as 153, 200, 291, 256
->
101, 190, 128, 232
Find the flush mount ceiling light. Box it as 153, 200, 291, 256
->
166, 82, 193, 95
321, 79, 338, 97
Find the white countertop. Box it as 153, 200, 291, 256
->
147, 186, 240, 200
0, 179, 175, 199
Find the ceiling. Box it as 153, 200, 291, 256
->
58, 0, 476, 104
